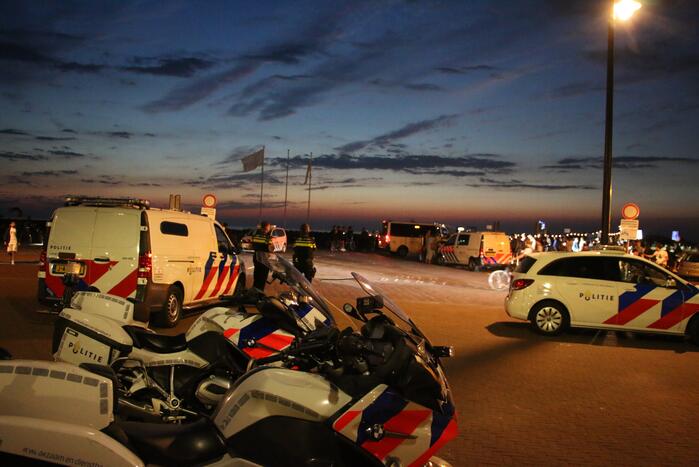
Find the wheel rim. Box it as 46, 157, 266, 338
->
167, 294, 179, 320
535, 306, 562, 332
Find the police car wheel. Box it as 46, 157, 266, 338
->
436, 255, 445, 265
155, 286, 183, 328
397, 246, 408, 257
529, 301, 569, 336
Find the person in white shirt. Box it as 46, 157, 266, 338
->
4, 221, 18, 265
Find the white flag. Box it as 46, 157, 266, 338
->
241, 148, 264, 172
303, 159, 312, 185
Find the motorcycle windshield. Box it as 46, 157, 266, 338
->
351, 272, 427, 341
257, 253, 336, 326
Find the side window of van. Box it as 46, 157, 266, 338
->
161, 221, 188, 237
215, 225, 233, 254
457, 235, 470, 246
445, 235, 456, 246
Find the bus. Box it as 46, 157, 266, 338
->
379, 220, 448, 257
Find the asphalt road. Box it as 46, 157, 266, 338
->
1, 248, 698, 466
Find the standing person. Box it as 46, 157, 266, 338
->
346, 226, 354, 251
330, 226, 339, 253
251, 221, 273, 291
359, 227, 369, 252
4, 221, 18, 265
423, 229, 436, 264
293, 223, 317, 282
651, 244, 669, 268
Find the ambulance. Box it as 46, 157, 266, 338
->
38, 197, 245, 327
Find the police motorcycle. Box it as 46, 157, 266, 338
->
51, 264, 330, 422
1, 254, 458, 467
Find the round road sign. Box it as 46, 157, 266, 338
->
621, 203, 640, 220
202, 194, 217, 208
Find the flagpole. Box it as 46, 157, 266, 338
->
306, 152, 312, 223
259, 146, 265, 222
283, 149, 289, 228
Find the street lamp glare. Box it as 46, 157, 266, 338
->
613, 0, 642, 21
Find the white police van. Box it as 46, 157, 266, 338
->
38, 197, 245, 327
505, 249, 699, 344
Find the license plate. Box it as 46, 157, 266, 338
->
53, 261, 85, 275
56, 327, 110, 365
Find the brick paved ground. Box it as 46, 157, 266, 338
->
1, 248, 698, 465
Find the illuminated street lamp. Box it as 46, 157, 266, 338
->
601, 0, 641, 244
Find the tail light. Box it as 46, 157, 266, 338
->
385, 235, 390, 244
39, 249, 48, 271
479, 247, 484, 257
138, 252, 152, 279
511, 278, 534, 290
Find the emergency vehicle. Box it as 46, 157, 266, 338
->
379, 220, 447, 257
38, 197, 245, 327
505, 250, 699, 344
436, 230, 512, 270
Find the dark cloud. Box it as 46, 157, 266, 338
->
143, 62, 259, 113
269, 153, 514, 174
334, 114, 460, 153
369, 79, 443, 92
21, 170, 78, 177
403, 169, 485, 177
542, 155, 699, 171
0, 151, 46, 161
434, 64, 497, 74
468, 177, 595, 191
0, 41, 104, 74
105, 131, 132, 139
0, 128, 30, 135
48, 149, 85, 158
81, 178, 121, 185
35, 136, 76, 141
121, 57, 215, 77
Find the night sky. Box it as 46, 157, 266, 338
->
1, 1, 698, 239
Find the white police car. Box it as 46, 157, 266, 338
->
505, 250, 699, 344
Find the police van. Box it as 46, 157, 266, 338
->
38, 197, 245, 327
436, 230, 512, 270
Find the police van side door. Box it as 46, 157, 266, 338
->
453, 233, 471, 264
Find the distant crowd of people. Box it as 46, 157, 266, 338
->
329, 226, 378, 253
510, 233, 690, 272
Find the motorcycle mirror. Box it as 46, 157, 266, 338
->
433, 346, 454, 358
342, 303, 367, 322
356, 295, 383, 314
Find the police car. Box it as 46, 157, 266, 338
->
505, 249, 699, 344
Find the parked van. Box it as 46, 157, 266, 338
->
38, 197, 245, 327
436, 231, 512, 270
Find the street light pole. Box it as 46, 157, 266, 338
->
600, 0, 641, 244
601, 1, 615, 245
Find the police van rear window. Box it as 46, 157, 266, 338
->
160, 221, 188, 237
515, 256, 537, 273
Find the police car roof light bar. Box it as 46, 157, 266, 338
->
64, 196, 150, 209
